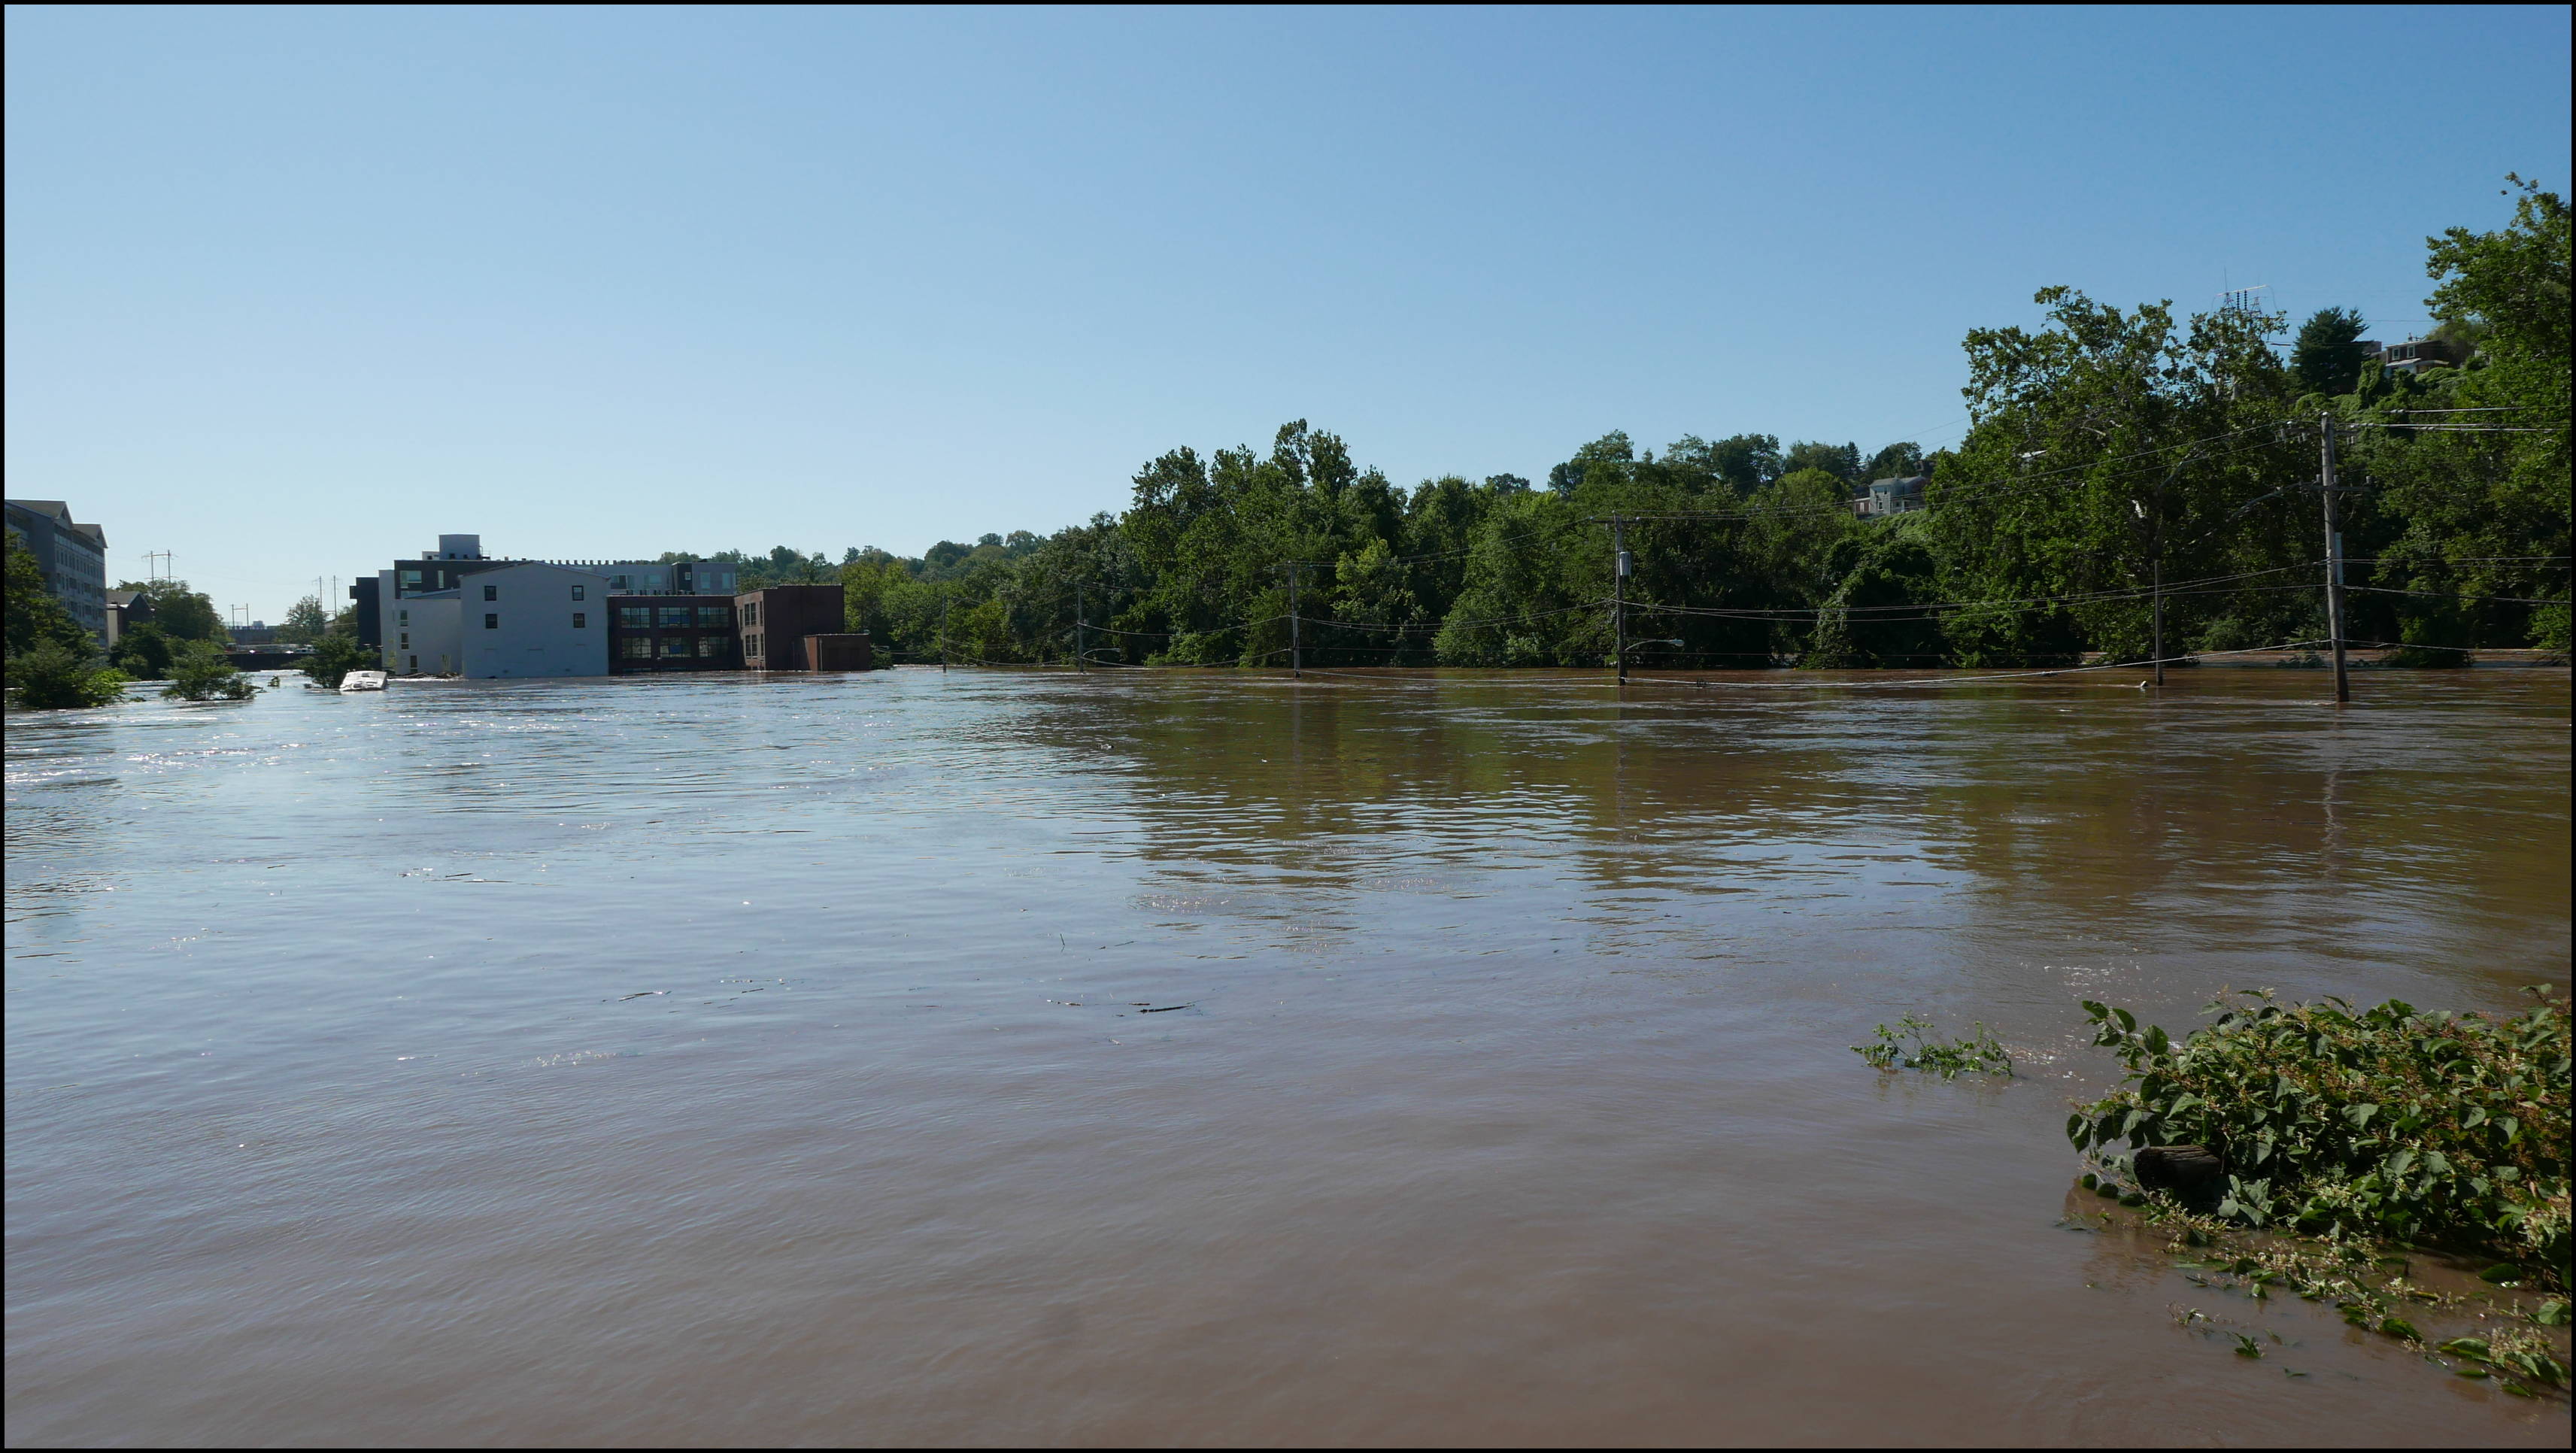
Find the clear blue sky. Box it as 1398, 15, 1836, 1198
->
7, 5, 2568, 621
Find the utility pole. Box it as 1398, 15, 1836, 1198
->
1274, 563, 1304, 678
1075, 585, 1086, 672
2150, 494, 2165, 687
1610, 517, 1630, 686
2320, 414, 2350, 704
143, 551, 174, 583
1289, 565, 1300, 678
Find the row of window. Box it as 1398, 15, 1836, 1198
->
617, 636, 733, 660
471, 614, 590, 629
616, 605, 733, 629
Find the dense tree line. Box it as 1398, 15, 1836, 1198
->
710, 180, 2562, 670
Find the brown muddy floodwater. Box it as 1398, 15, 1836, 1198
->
5, 667, 2569, 1447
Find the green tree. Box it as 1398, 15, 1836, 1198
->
275, 595, 329, 645
1781, 440, 1861, 482
6, 637, 129, 708
163, 639, 254, 701
2335, 178, 2571, 654
301, 632, 378, 689
1862, 441, 1926, 482
8, 534, 93, 657
113, 578, 223, 642
6, 535, 128, 708
110, 621, 174, 678
1934, 287, 2307, 665
2289, 306, 2374, 397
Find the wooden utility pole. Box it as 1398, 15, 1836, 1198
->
1611, 517, 1629, 686
2320, 414, 2350, 704
1075, 585, 1086, 672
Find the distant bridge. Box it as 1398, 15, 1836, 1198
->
224, 648, 313, 672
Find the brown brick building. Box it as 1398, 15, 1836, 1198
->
600, 582, 869, 675
738, 585, 845, 670
608, 595, 742, 673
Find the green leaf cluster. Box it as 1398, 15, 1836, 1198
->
2069, 990, 2570, 1284
1851, 1014, 2014, 1080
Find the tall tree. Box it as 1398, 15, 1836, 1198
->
276, 595, 329, 645
2289, 306, 2374, 397
2355, 177, 2571, 651
1934, 287, 2304, 664
1862, 441, 1926, 481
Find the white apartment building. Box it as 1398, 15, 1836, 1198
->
384, 561, 609, 678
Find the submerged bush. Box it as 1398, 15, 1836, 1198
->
162, 639, 254, 701
300, 632, 375, 689
2070, 990, 2570, 1285
1852, 1015, 2013, 1079
5, 638, 130, 709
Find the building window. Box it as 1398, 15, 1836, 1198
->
484, 584, 498, 602
399, 569, 422, 590
658, 605, 691, 628
484, 613, 499, 629
399, 609, 409, 625
399, 632, 410, 648
618, 605, 652, 629
697, 635, 728, 657
409, 655, 418, 671
660, 637, 693, 657
619, 637, 654, 660
611, 575, 631, 591
746, 632, 761, 658
696, 604, 730, 627
572, 613, 587, 629
572, 584, 586, 601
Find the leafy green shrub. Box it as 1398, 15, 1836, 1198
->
162, 639, 254, 701
1852, 1015, 2014, 1079
2070, 990, 2570, 1286
110, 620, 174, 678
301, 632, 377, 689
5, 637, 130, 708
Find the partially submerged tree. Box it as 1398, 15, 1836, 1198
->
162, 639, 254, 701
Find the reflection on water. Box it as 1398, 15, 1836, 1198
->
6, 669, 2568, 1445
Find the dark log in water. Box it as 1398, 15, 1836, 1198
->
2135, 1144, 2228, 1209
